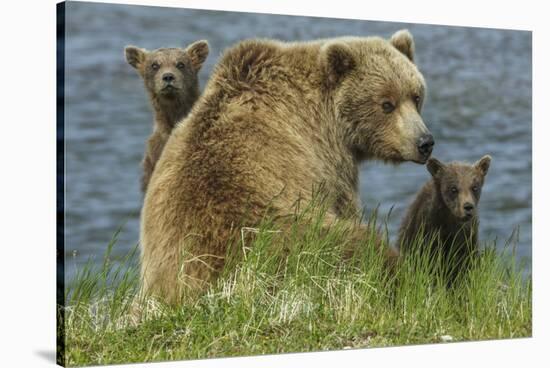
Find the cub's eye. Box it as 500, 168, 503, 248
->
414, 95, 421, 108
176, 62, 185, 70
382, 101, 395, 113
472, 185, 479, 193
450, 186, 458, 194
151, 62, 160, 70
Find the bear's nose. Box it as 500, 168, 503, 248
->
417, 134, 435, 157
162, 73, 175, 83
463, 203, 474, 213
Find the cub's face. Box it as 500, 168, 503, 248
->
125, 40, 209, 100
427, 156, 492, 221
321, 30, 433, 164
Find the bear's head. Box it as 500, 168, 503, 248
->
320, 30, 433, 164
125, 40, 209, 101
427, 155, 492, 222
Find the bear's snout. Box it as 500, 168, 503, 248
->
162, 72, 175, 84
463, 202, 475, 219
417, 133, 434, 159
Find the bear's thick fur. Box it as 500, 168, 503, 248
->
397, 155, 492, 281
140, 30, 432, 303
125, 40, 209, 192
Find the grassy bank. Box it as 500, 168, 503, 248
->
59, 209, 531, 366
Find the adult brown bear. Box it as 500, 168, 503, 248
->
140, 30, 434, 304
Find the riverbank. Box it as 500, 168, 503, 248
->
59, 213, 531, 366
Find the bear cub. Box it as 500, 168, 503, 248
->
125, 40, 209, 192
397, 155, 492, 280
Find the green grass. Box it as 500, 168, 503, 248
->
59, 207, 532, 366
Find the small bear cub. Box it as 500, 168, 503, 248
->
125, 40, 209, 192
397, 155, 492, 279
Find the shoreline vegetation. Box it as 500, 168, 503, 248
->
59, 204, 531, 366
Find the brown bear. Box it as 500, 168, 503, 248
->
140, 30, 434, 303
124, 40, 209, 192
397, 155, 492, 282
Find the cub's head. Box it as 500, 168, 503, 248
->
427, 155, 492, 222
320, 29, 433, 164
124, 40, 209, 100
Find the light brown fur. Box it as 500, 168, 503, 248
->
125, 41, 209, 192
140, 31, 433, 303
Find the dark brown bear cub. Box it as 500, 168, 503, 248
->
124, 40, 209, 192
397, 155, 492, 281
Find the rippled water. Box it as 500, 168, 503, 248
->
62, 2, 532, 283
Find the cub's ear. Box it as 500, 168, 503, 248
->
125, 46, 146, 69
390, 29, 415, 63
474, 155, 492, 176
320, 42, 356, 86
427, 157, 445, 178
186, 40, 209, 71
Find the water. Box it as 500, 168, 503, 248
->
62, 2, 532, 283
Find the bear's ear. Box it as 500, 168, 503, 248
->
390, 29, 415, 63
320, 42, 356, 86
125, 46, 146, 69
427, 157, 445, 178
186, 40, 209, 72
474, 155, 492, 177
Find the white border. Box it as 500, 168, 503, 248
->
0, 0, 546, 367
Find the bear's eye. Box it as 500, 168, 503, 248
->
413, 95, 421, 108
450, 186, 458, 195
472, 185, 479, 193
151, 62, 160, 70
382, 102, 395, 113
176, 62, 185, 70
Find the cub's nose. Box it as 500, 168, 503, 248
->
463, 203, 474, 213
417, 134, 435, 157
162, 73, 175, 83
